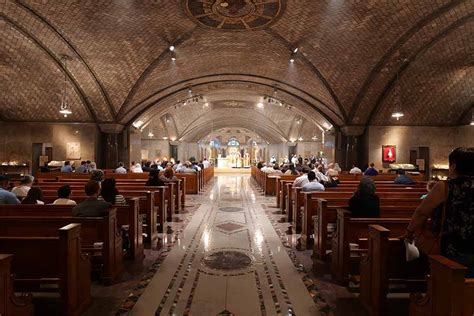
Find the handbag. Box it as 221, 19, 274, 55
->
414, 182, 448, 255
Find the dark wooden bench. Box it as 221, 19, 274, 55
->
331, 210, 412, 284
0, 224, 91, 316
410, 255, 474, 316
0, 254, 34, 316
359, 224, 429, 316
0, 210, 123, 285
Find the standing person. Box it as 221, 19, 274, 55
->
12, 175, 34, 199
404, 147, 474, 277
302, 171, 325, 192
73, 181, 111, 217
21, 187, 45, 205
202, 158, 211, 169
0, 175, 20, 205
52, 185, 77, 205
99, 178, 126, 205
61, 161, 73, 173
291, 154, 298, 166
363, 163, 379, 176
348, 177, 380, 218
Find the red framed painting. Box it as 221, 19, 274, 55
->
382, 145, 396, 163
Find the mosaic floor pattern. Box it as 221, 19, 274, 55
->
129, 175, 318, 315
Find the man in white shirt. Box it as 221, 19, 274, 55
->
12, 175, 34, 198
292, 168, 310, 188
291, 154, 298, 166
313, 165, 329, 182
115, 162, 127, 174
349, 164, 363, 174
302, 171, 325, 192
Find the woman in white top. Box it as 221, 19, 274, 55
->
12, 175, 34, 198
52, 185, 77, 205
130, 162, 143, 173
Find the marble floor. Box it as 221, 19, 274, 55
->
130, 175, 319, 316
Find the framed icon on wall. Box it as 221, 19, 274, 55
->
382, 145, 396, 163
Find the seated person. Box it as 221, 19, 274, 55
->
61, 160, 73, 173
285, 164, 299, 175
12, 175, 34, 199
313, 165, 329, 182
349, 163, 362, 174
292, 167, 310, 188
88, 161, 97, 171
146, 169, 165, 186
302, 171, 325, 192
53, 185, 77, 205
269, 165, 283, 174
0, 175, 20, 205
131, 162, 143, 173
142, 161, 153, 172
73, 180, 111, 216
202, 158, 211, 169
75, 161, 88, 173
115, 162, 127, 174
160, 167, 178, 182
325, 163, 339, 177
177, 162, 196, 173
90, 169, 105, 182
421, 180, 437, 199
394, 169, 415, 185
363, 163, 379, 176
348, 177, 380, 217
21, 187, 45, 205
39, 162, 50, 173
99, 178, 126, 205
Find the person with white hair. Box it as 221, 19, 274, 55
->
12, 175, 34, 199
131, 162, 143, 173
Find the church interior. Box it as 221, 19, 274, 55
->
0, 1, 473, 315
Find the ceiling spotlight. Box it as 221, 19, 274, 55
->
290, 57, 295, 63
148, 131, 154, 138
298, 137, 303, 141
171, 51, 176, 61
204, 102, 209, 107
391, 111, 404, 120
169, 45, 175, 51
296, 119, 301, 124
293, 47, 299, 53
171, 56, 176, 61
163, 136, 168, 140
257, 102, 264, 108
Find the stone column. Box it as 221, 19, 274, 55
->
335, 126, 366, 170
169, 140, 180, 162
98, 124, 125, 169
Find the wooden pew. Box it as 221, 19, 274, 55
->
176, 173, 198, 194
0, 224, 92, 316
276, 176, 299, 209
305, 194, 423, 257
0, 210, 123, 285
410, 255, 474, 316
331, 209, 412, 284
0, 254, 34, 316
359, 225, 428, 316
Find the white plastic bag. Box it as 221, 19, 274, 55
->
404, 239, 420, 261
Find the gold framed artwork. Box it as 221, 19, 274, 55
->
66, 142, 81, 160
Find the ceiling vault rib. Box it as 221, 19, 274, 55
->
348, 0, 466, 122
121, 75, 344, 126
1, 14, 99, 123
117, 27, 198, 118
265, 28, 348, 123
366, 14, 474, 126
14, 0, 117, 120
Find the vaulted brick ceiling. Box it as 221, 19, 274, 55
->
1, 0, 473, 127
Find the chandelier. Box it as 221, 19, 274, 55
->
59, 55, 72, 118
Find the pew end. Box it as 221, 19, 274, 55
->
410, 255, 474, 316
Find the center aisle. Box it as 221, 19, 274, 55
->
130, 174, 318, 315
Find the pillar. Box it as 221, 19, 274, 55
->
335, 126, 367, 170
98, 124, 125, 169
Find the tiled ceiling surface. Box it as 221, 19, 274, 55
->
1, 0, 472, 126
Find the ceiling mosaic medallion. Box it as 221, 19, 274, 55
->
185, 0, 285, 31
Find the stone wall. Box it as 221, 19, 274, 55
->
367, 125, 474, 170
0, 122, 98, 170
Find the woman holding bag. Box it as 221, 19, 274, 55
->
403, 147, 474, 277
